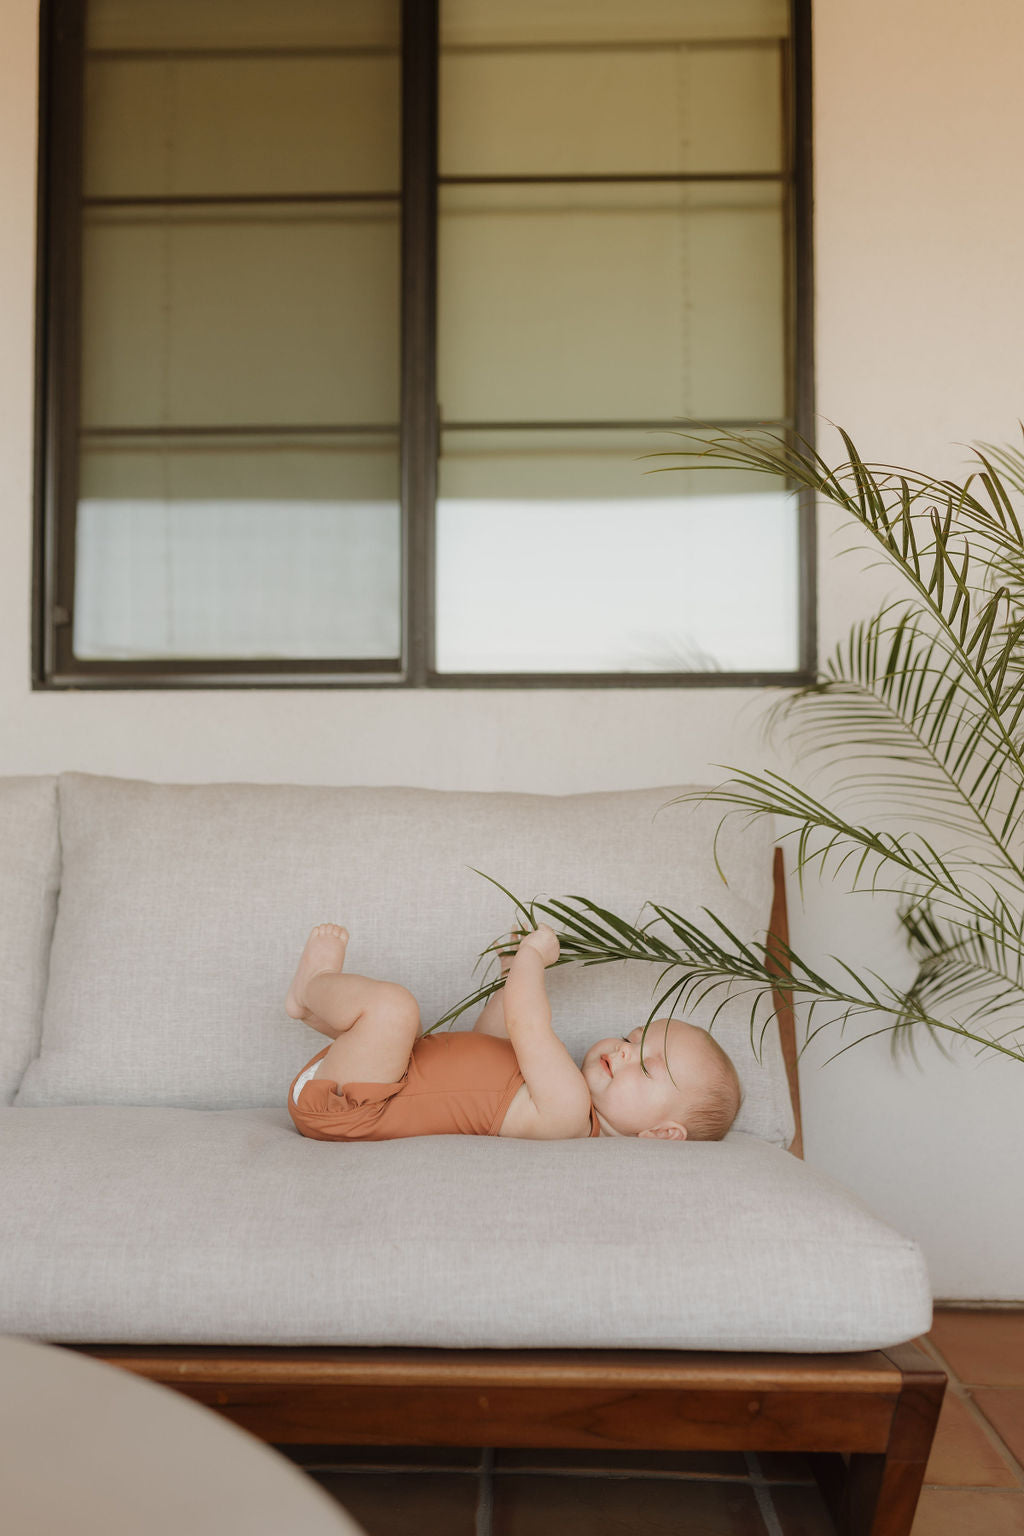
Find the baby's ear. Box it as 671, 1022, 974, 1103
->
638, 1122, 688, 1141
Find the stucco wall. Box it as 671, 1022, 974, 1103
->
1, 0, 1021, 1297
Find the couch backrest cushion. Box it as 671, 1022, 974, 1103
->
15, 773, 795, 1145
0, 776, 60, 1104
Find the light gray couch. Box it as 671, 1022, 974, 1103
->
1, 771, 930, 1353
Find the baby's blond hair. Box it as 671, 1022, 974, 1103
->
678, 1031, 743, 1142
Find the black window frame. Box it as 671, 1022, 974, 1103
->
33, 0, 815, 690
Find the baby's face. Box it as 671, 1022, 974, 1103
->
580, 1019, 715, 1139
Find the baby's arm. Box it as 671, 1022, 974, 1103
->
502, 926, 592, 1138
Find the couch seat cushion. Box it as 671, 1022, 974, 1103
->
0, 1108, 930, 1351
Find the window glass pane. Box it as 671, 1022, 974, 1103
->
85, 55, 400, 200
73, 440, 401, 661
442, 44, 782, 179
81, 202, 400, 429
72, 0, 402, 674
433, 0, 797, 681
439, 182, 785, 423
441, 0, 789, 47
435, 430, 799, 673
87, 0, 399, 53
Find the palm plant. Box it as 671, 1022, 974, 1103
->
433, 428, 1024, 1067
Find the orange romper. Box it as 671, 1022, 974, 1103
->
288, 1030, 602, 1141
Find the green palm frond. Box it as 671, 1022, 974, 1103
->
677, 770, 1011, 928
704, 437, 1016, 624
755, 606, 1024, 861
645, 424, 1024, 1065
899, 901, 1024, 1027
432, 885, 1024, 1067
652, 432, 1024, 793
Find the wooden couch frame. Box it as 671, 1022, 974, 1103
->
79, 852, 945, 1536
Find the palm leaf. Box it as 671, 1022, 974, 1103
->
641, 425, 1024, 1065
437, 881, 1024, 1066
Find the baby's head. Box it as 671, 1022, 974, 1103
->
581, 1018, 741, 1141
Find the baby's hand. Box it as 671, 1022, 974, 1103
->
516, 923, 560, 967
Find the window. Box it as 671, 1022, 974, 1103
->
34, 0, 813, 688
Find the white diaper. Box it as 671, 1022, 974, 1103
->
292, 1059, 323, 1106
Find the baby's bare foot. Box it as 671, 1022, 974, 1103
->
285, 924, 349, 1021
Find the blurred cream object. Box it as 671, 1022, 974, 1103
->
0, 1335, 366, 1535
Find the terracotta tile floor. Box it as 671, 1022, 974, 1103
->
282, 1307, 1024, 1535
915, 1310, 1024, 1533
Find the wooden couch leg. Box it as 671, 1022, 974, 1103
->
811, 1342, 945, 1535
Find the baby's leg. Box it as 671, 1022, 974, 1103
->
473, 958, 512, 1037
471, 986, 509, 1038
471, 932, 518, 1038
286, 924, 421, 1086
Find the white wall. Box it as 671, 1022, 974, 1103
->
1, 0, 1021, 1297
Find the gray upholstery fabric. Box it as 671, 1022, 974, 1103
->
0, 777, 59, 1104
17, 774, 794, 1146
0, 1107, 931, 1350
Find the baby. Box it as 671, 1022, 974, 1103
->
286, 923, 741, 1142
